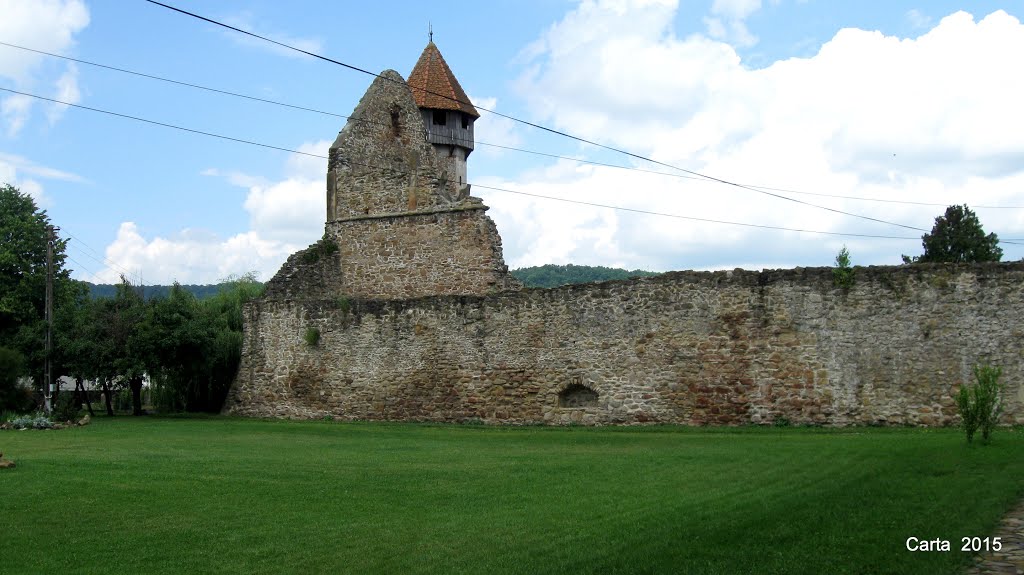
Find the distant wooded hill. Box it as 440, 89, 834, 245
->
82, 265, 660, 298
510, 264, 660, 288
82, 282, 226, 300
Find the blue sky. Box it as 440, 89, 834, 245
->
2, 0, 1023, 284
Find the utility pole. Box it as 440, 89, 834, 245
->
43, 225, 58, 414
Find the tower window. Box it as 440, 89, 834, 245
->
461, 114, 469, 129
432, 110, 447, 126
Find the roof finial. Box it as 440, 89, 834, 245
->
428, 22, 433, 43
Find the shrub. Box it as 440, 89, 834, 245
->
9, 413, 53, 430
336, 296, 351, 314
956, 365, 1003, 443
114, 389, 134, 413
300, 239, 339, 265
304, 327, 321, 347
33, 415, 54, 429
832, 246, 854, 289
52, 393, 82, 422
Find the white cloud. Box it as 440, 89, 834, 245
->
0, 152, 85, 182
89, 142, 329, 284
0, 0, 89, 134
0, 151, 86, 210
0, 159, 49, 207
284, 139, 331, 179
200, 168, 268, 189
89, 222, 299, 285
906, 9, 933, 30
500, 3, 1024, 271
221, 11, 324, 59
705, 0, 761, 47
1, 94, 33, 137
711, 0, 761, 20
469, 95, 522, 156
47, 63, 80, 124
243, 177, 325, 245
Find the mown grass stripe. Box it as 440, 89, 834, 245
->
1, 418, 1021, 574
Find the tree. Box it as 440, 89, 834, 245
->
832, 245, 854, 288
145, 283, 214, 412
105, 278, 149, 416
53, 280, 99, 415
146, 274, 265, 413
198, 273, 265, 411
903, 205, 1002, 264
0, 183, 73, 407
0, 346, 32, 413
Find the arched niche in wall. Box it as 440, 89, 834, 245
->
558, 383, 599, 408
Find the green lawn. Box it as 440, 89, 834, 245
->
1, 418, 1022, 574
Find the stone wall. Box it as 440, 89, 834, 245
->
224, 263, 1024, 426
262, 207, 519, 301
324, 207, 518, 299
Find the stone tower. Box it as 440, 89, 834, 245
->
267, 48, 519, 302
407, 41, 479, 195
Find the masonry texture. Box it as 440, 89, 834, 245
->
226, 263, 1024, 426
224, 60, 1024, 427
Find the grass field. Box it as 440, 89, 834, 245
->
1, 418, 1022, 574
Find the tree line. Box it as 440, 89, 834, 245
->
83, 282, 228, 300
511, 264, 660, 288
1, 184, 263, 416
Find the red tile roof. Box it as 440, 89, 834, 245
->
408, 42, 480, 118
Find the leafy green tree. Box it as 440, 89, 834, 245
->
199, 273, 264, 411
903, 205, 1002, 264
0, 184, 73, 402
52, 280, 99, 414
82, 277, 150, 416
0, 345, 32, 413
145, 274, 264, 413
145, 283, 215, 412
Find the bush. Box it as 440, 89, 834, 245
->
0, 346, 33, 413
956, 365, 1003, 443
9, 413, 54, 430
300, 239, 339, 264
336, 296, 351, 314
113, 389, 134, 413
51, 392, 82, 422
304, 327, 321, 347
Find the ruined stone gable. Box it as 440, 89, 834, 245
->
326, 69, 463, 220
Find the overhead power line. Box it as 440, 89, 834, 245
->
140, 0, 931, 234
0, 86, 935, 242
6, 39, 1021, 211
0, 87, 325, 159
0, 40, 349, 120
62, 228, 140, 282
472, 184, 919, 240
